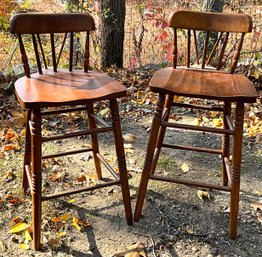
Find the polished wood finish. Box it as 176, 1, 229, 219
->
15, 69, 126, 109
10, 13, 96, 34
150, 68, 257, 103
135, 9, 257, 239
168, 9, 252, 32
11, 13, 132, 250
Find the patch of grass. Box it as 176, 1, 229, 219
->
254, 150, 262, 164
157, 154, 178, 172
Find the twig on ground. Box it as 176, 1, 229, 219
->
148, 234, 157, 257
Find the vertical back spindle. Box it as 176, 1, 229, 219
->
57, 33, 68, 67
50, 33, 57, 72
32, 34, 42, 74
230, 33, 245, 74
206, 32, 224, 66
37, 35, 47, 69
18, 35, 30, 78
172, 28, 177, 68
217, 32, 229, 70
193, 30, 199, 65
201, 31, 210, 69
186, 29, 191, 68
84, 31, 90, 72
69, 32, 74, 72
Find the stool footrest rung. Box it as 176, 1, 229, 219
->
150, 174, 231, 192
97, 153, 120, 180
42, 148, 93, 159
41, 127, 113, 142
42, 180, 120, 201
162, 121, 234, 135
91, 113, 110, 127
41, 106, 87, 116
172, 102, 224, 112
162, 143, 222, 154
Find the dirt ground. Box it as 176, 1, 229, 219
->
0, 102, 262, 257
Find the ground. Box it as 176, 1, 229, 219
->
0, 90, 262, 257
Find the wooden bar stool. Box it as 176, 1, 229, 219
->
10, 13, 132, 250
134, 9, 257, 239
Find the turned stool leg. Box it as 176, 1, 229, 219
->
151, 94, 174, 175
222, 102, 231, 186
87, 104, 102, 180
110, 99, 133, 225
134, 94, 165, 221
230, 102, 244, 239
22, 109, 31, 193
31, 109, 42, 250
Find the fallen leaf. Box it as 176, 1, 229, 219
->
194, 117, 201, 126
56, 231, 66, 237
72, 217, 90, 231
51, 213, 70, 223
181, 163, 190, 172
251, 201, 262, 211
47, 238, 60, 247
72, 217, 81, 231
213, 118, 223, 127
77, 175, 87, 182
197, 190, 210, 201
19, 244, 29, 250
60, 213, 70, 221
211, 111, 219, 118
85, 174, 97, 183
9, 222, 30, 233
3, 130, 18, 141
186, 228, 194, 234
2, 144, 19, 151
11, 111, 23, 117
11, 217, 21, 224
77, 218, 91, 228
68, 199, 76, 204
5, 170, 15, 182
8, 198, 21, 205
24, 230, 32, 241
99, 108, 110, 117
48, 171, 65, 181
251, 70, 260, 80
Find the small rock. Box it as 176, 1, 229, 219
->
220, 230, 227, 236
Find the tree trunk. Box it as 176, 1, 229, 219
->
197, 0, 225, 60
100, 0, 125, 68
201, 0, 224, 13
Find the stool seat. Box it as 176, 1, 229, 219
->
150, 67, 257, 102
15, 69, 126, 108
